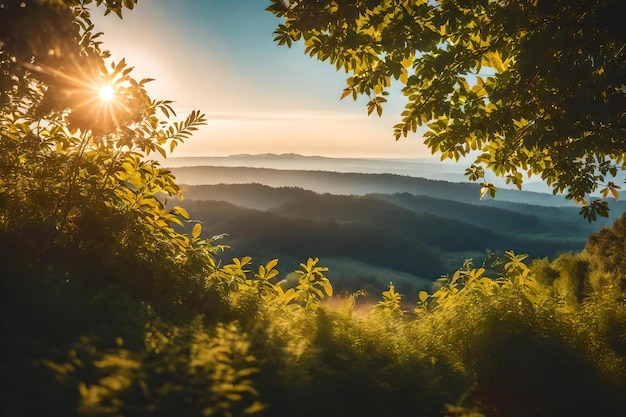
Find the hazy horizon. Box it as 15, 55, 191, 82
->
92, 0, 430, 159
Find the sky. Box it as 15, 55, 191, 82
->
92, 0, 431, 158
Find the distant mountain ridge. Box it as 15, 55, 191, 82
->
165, 153, 626, 197
173, 165, 575, 207
165, 153, 471, 183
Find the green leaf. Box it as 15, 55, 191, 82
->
191, 223, 202, 239
244, 401, 266, 414
479, 183, 497, 199
266, 258, 279, 271
321, 280, 333, 297
172, 206, 189, 219
122, 0, 135, 10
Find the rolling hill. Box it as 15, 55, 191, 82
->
177, 182, 617, 295
172, 165, 574, 206
172, 160, 625, 295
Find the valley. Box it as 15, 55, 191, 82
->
171, 157, 626, 296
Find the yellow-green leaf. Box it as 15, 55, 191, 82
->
191, 223, 202, 239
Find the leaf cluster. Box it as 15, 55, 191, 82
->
0, 0, 215, 308
268, 0, 626, 220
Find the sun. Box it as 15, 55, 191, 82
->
99, 85, 115, 102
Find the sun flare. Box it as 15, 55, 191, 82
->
99, 85, 115, 102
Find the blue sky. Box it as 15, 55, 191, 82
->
93, 0, 430, 158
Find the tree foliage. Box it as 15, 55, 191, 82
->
267, 0, 626, 220
583, 212, 626, 289
0, 0, 216, 296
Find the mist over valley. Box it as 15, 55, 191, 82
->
170, 155, 626, 296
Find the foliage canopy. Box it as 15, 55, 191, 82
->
268, 0, 626, 220
0, 0, 214, 289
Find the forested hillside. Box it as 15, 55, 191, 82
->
173, 165, 580, 206
183, 182, 625, 237
183, 183, 317, 211
179, 183, 614, 292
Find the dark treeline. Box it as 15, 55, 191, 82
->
182, 183, 316, 211
172, 165, 585, 206
181, 190, 587, 292
183, 183, 622, 238
182, 199, 444, 278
